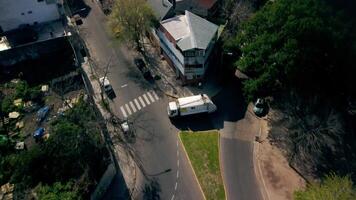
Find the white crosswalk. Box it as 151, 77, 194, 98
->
119, 90, 160, 118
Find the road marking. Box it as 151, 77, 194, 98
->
134, 99, 141, 110
152, 90, 159, 100
120, 106, 127, 118
176, 170, 179, 178
143, 94, 151, 105
147, 91, 155, 102
129, 101, 136, 113
174, 182, 178, 190
138, 96, 146, 107
121, 84, 128, 88
170, 194, 175, 200
125, 104, 132, 115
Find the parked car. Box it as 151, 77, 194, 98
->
99, 77, 113, 93
134, 58, 152, 79
253, 98, 267, 116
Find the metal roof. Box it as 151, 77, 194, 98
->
161, 10, 218, 51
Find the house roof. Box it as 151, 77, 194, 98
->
147, 0, 173, 21
161, 10, 218, 51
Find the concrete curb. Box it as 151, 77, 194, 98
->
253, 127, 270, 200
218, 133, 228, 200
178, 133, 207, 200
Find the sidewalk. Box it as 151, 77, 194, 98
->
253, 110, 306, 200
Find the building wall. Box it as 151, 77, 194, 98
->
0, 0, 60, 32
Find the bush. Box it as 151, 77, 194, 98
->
35, 181, 80, 200
1, 95, 15, 114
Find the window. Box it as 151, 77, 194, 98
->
21, 13, 25, 15
184, 51, 195, 57
191, 107, 195, 109
37, 0, 44, 2
28, 11, 33, 14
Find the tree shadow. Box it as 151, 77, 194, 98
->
142, 178, 161, 200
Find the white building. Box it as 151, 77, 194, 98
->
156, 11, 218, 84
0, 0, 61, 33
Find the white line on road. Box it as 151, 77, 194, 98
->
176, 170, 179, 178
121, 84, 128, 88
143, 94, 151, 105
129, 101, 137, 113
147, 91, 155, 102
175, 182, 178, 190
152, 90, 159, 100
120, 106, 127, 118
125, 104, 132, 115
138, 96, 146, 107
134, 99, 141, 110
170, 194, 175, 200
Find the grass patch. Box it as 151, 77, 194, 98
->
180, 131, 225, 200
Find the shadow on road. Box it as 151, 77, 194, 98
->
143, 178, 161, 200
169, 113, 215, 131
210, 77, 248, 129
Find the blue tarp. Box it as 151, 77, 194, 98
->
33, 127, 45, 138
37, 106, 50, 122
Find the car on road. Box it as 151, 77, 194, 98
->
134, 58, 152, 79
99, 77, 113, 93
253, 98, 267, 116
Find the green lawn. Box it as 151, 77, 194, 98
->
180, 131, 225, 200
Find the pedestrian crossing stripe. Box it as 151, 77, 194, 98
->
134, 99, 141, 110
147, 92, 155, 102
120, 106, 127, 118
119, 90, 160, 118
152, 91, 159, 100
125, 104, 132, 115
129, 101, 137, 113
142, 94, 151, 105
138, 96, 146, 107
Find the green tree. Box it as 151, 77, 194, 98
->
225, 0, 356, 100
294, 173, 356, 200
35, 181, 80, 200
108, 0, 156, 50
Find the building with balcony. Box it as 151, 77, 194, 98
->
156, 10, 218, 84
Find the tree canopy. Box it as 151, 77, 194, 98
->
294, 173, 356, 200
108, 0, 156, 50
225, 0, 356, 100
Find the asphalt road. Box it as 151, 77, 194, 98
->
78, 1, 204, 199
211, 80, 263, 200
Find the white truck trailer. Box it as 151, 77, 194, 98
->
167, 94, 217, 117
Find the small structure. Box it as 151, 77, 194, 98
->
41, 85, 49, 92
15, 121, 24, 129
15, 142, 25, 150
0, 183, 14, 200
8, 112, 20, 119
13, 99, 23, 107
156, 11, 218, 84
